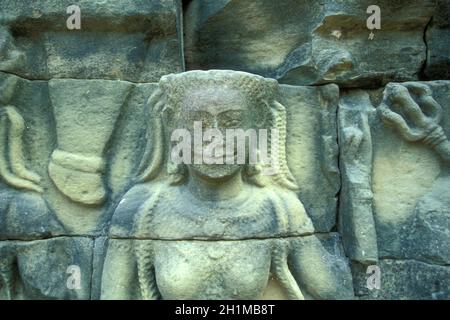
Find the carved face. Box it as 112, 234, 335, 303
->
179, 87, 253, 180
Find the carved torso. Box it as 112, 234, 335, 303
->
108, 181, 314, 299
129, 182, 314, 240
153, 240, 272, 299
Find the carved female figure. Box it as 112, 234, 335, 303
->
102, 70, 354, 300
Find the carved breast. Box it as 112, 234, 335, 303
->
153, 240, 272, 299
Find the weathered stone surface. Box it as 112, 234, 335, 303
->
339, 81, 450, 265
0, 190, 64, 240
371, 81, 450, 266
110, 81, 339, 237
0, 237, 93, 299
65, 81, 158, 234
90, 236, 108, 300
338, 90, 378, 264
185, 0, 434, 87
402, 175, 450, 265
0, 72, 159, 236
0, 72, 65, 239
0, 0, 184, 82
352, 259, 450, 300
0, 0, 448, 300
338, 81, 450, 267
424, 0, 450, 79
103, 70, 352, 299
280, 84, 340, 232
337, 80, 450, 300
289, 233, 354, 300
112, 71, 333, 238
48, 79, 133, 205
101, 234, 353, 300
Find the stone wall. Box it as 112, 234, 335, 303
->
0, 0, 449, 299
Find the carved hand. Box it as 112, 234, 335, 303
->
378, 82, 450, 166
341, 111, 372, 167
0, 106, 43, 192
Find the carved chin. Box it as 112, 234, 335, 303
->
189, 163, 242, 180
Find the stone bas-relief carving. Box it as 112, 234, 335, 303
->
338, 91, 378, 264
0, 67, 348, 299
1, 75, 449, 300
0, 237, 93, 299
0, 71, 159, 235
103, 234, 352, 300
377, 82, 450, 265
280, 84, 340, 232
0, 76, 64, 239
339, 80, 450, 299
103, 70, 354, 299
0, 0, 449, 301
48, 79, 133, 205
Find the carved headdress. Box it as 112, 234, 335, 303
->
137, 70, 298, 190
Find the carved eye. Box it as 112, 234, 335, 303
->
201, 119, 214, 129
187, 111, 213, 129
218, 111, 243, 128
221, 119, 241, 128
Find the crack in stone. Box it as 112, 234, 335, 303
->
1, 230, 346, 242
419, 16, 433, 80
0, 70, 158, 84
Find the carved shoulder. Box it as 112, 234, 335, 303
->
109, 182, 164, 238
109, 184, 151, 237
267, 188, 315, 236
